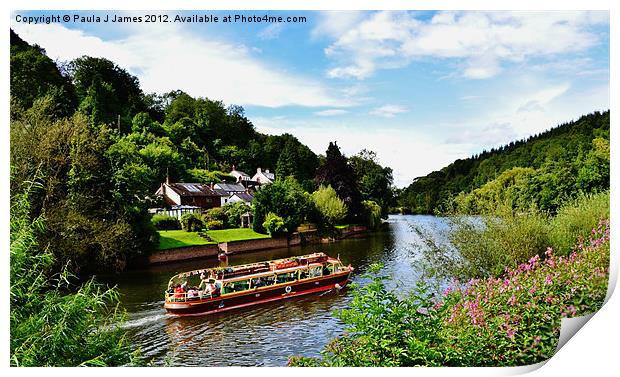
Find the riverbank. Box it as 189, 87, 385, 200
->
144, 225, 369, 265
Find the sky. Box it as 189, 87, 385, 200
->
10, 10, 610, 187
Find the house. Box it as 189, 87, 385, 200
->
252, 167, 275, 185
155, 177, 222, 210
213, 182, 247, 206
229, 165, 251, 182
229, 191, 254, 204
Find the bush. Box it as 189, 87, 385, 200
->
204, 207, 228, 224
205, 220, 224, 230
262, 212, 287, 236
310, 185, 347, 227
151, 214, 181, 230
180, 212, 203, 232
223, 202, 251, 228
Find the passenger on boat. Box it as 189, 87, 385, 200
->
209, 278, 221, 297
253, 277, 264, 287
187, 287, 199, 301
173, 284, 185, 301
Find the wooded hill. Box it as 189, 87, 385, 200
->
396, 110, 610, 214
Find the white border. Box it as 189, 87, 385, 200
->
2, 1, 616, 376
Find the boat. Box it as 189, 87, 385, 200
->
163, 252, 354, 316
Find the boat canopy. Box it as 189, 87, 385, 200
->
167, 252, 337, 287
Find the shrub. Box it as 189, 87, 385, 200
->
262, 212, 287, 236
310, 185, 347, 227
180, 212, 203, 232
151, 214, 181, 230
222, 202, 251, 228
204, 207, 228, 224
205, 220, 224, 230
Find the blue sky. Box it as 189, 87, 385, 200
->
11, 10, 610, 187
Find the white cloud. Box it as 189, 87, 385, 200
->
314, 109, 348, 116
11, 21, 349, 108
258, 23, 284, 40
321, 10, 608, 80
369, 104, 408, 118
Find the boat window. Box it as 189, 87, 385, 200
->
323, 263, 334, 276
276, 273, 289, 284
222, 279, 250, 293
298, 269, 309, 280
309, 266, 322, 277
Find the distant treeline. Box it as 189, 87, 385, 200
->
395, 110, 610, 214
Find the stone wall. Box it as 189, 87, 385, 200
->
219, 237, 289, 254
148, 244, 220, 264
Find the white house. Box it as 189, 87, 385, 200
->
252, 167, 275, 185
213, 182, 247, 206
229, 165, 251, 182
229, 191, 254, 204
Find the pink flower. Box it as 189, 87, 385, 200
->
507, 295, 517, 306
544, 275, 553, 285
506, 326, 518, 340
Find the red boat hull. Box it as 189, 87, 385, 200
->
164, 272, 351, 316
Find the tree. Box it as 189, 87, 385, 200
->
10, 29, 77, 118
315, 142, 363, 222
252, 177, 311, 233
350, 149, 394, 218
223, 201, 252, 228
311, 185, 347, 227
68, 56, 146, 130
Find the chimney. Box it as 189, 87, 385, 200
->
232, 164, 236, 171
165, 175, 170, 185
210, 182, 214, 190
265, 169, 270, 174
257, 167, 262, 174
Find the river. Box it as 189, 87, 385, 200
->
105, 215, 452, 366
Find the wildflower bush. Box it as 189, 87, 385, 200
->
290, 219, 610, 367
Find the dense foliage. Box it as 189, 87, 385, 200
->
417, 191, 609, 280
9, 30, 321, 274
310, 185, 348, 228
350, 149, 394, 218
151, 214, 181, 230
290, 219, 609, 366
252, 177, 311, 233
397, 111, 610, 214
10, 181, 134, 366
315, 142, 363, 222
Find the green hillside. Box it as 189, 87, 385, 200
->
397, 110, 610, 214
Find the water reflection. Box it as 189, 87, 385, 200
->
105, 215, 451, 366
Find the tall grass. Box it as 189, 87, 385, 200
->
419, 191, 609, 280
10, 180, 136, 366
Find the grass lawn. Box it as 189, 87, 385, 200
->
158, 230, 215, 250
206, 228, 270, 243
